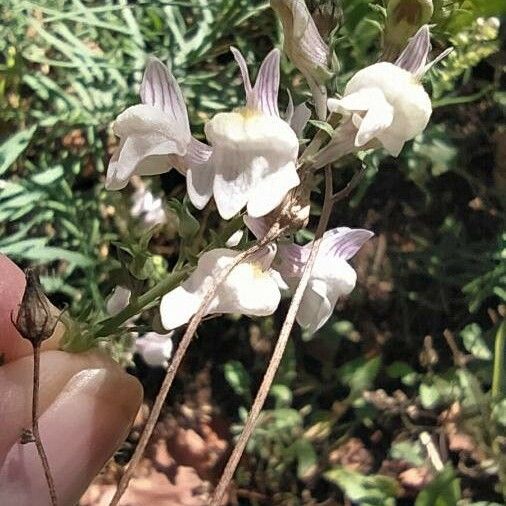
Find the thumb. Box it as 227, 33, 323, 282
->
0, 350, 143, 506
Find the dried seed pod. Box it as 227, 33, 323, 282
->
13, 269, 60, 346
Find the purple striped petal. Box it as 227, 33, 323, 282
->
277, 242, 311, 278
320, 228, 374, 260
231, 46, 253, 98
140, 57, 190, 136
252, 48, 281, 116
230, 47, 281, 116
395, 25, 431, 77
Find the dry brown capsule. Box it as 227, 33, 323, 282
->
12, 269, 60, 346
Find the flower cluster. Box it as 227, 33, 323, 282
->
106, 12, 447, 350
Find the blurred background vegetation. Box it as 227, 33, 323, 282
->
1, 0, 505, 504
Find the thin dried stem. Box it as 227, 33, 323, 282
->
332, 166, 367, 203
109, 224, 286, 506
31, 342, 58, 506
210, 167, 334, 505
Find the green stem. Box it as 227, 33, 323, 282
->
492, 319, 505, 399
94, 269, 189, 338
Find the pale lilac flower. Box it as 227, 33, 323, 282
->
135, 331, 174, 368
188, 48, 300, 220
106, 58, 211, 191
276, 228, 373, 334
271, 0, 331, 119
326, 26, 449, 158
160, 246, 282, 330
131, 184, 167, 226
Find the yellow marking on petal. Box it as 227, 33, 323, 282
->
250, 262, 267, 278
238, 106, 261, 120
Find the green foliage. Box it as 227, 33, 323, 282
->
415, 466, 461, 506
324, 467, 400, 506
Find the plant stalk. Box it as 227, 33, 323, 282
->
32, 342, 58, 506
210, 167, 335, 505
492, 319, 505, 399
94, 269, 189, 339
109, 226, 285, 506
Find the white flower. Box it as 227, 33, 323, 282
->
187, 48, 300, 220
131, 184, 167, 226
107, 57, 211, 191
276, 228, 373, 334
270, 0, 331, 119
160, 247, 281, 330
327, 26, 448, 157
135, 331, 174, 368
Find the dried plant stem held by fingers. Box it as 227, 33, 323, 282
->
12, 270, 59, 506
210, 167, 335, 505
109, 224, 286, 506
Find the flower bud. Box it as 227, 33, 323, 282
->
384, 0, 433, 59
271, 0, 331, 119
13, 270, 59, 346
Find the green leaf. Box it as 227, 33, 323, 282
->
491, 399, 506, 427
292, 439, 317, 480
0, 126, 37, 175
308, 119, 335, 137
324, 467, 399, 506
415, 466, 461, 506
339, 356, 382, 397
223, 360, 251, 399
20, 247, 93, 267
460, 323, 492, 361
390, 440, 424, 467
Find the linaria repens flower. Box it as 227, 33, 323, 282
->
106, 58, 211, 191
276, 228, 373, 334
135, 331, 174, 368
188, 48, 300, 219
160, 246, 282, 330
326, 25, 447, 158
271, 0, 331, 119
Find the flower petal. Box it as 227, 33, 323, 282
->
290, 102, 312, 138
106, 286, 131, 316
135, 332, 173, 368
246, 161, 300, 218
225, 230, 244, 247
296, 279, 332, 334
215, 262, 281, 316
106, 104, 188, 190
160, 285, 203, 330
140, 57, 190, 138
354, 99, 394, 147
230, 46, 253, 98
213, 165, 251, 220
320, 227, 374, 260
276, 242, 311, 279
395, 25, 431, 77
161, 248, 280, 329
328, 87, 387, 113
376, 130, 406, 157
243, 215, 269, 239
251, 48, 281, 116
185, 138, 214, 209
